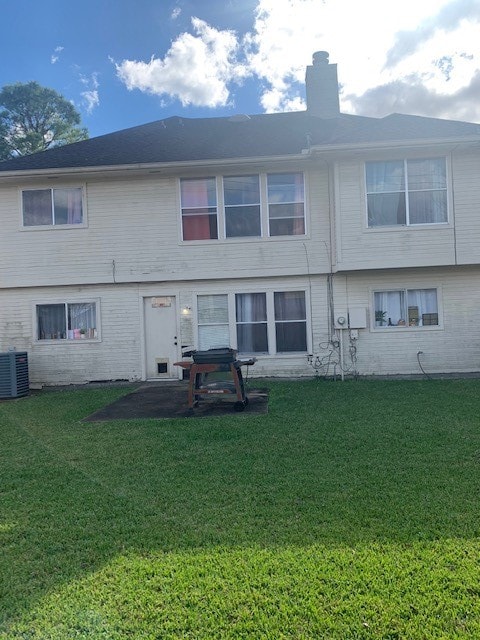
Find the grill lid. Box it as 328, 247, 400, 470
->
192, 348, 237, 363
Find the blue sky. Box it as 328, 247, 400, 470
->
1, 0, 479, 139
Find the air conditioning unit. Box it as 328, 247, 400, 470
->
0, 351, 29, 399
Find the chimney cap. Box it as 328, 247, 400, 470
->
312, 51, 330, 66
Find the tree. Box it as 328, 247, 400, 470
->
0, 119, 10, 160
0, 81, 88, 160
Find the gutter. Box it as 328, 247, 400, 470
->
303, 135, 480, 157
0, 153, 310, 181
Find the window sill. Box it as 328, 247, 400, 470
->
365, 223, 450, 233
372, 325, 441, 332
20, 223, 87, 232
180, 234, 309, 245
35, 338, 100, 344
238, 352, 308, 358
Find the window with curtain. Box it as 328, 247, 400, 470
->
197, 294, 230, 349
224, 175, 261, 237
23, 187, 83, 226
366, 158, 447, 227
37, 302, 97, 340
274, 291, 307, 351
180, 172, 306, 240
235, 293, 268, 353
268, 173, 305, 236
197, 290, 308, 354
181, 178, 218, 240
374, 288, 438, 328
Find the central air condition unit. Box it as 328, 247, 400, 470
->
0, 351, 29, 399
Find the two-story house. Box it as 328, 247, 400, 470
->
1, 52, 480, 385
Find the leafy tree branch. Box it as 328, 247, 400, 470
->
0, 81, 88, 160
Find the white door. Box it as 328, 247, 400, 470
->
144, 296, 179, 379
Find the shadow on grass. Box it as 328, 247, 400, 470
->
1, 378, 480, 633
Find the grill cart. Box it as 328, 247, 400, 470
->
174, 348, 256, 412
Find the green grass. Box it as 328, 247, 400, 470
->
1, 379, 480, 639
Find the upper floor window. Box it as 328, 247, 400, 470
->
23, 187, 83, 227
366, 158, 447, 227
268, 173, 305, 236
224, 175, 261, 237
36, 301, 98, 340
180, 172, 305, 241
374, 288, 439, 328
180, 178, 218, 240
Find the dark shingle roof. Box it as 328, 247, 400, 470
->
1, 111, 479, 173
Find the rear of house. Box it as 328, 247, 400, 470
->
1, 53, 480, 385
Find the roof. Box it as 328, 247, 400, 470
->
1, 110, 480, 173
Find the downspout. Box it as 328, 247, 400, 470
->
326, 160, 337, 341
450, 148, 458, 266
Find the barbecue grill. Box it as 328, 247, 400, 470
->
174, 348, 256, 411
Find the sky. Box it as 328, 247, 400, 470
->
1, 0, 479, 139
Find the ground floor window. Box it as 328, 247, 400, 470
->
374, 288, 439, 328
197, 294, 229, 350
197, 290, 308, 354
36, 302, 98, 340
274, 291, 308, 351
236, 293, 268, 353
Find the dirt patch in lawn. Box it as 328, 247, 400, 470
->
83, 382, 269, 421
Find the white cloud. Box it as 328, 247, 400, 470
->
80, 73, 100, 114
113, 0, 480, 122
242, 0, 319, 111
171, 7, 181, 20
242, 0, 453, 110
51, 45, 64, 65
245, 0, 480, 121
115, 17, 248, 108
385, 0, 480, 68
346, 71, 480, 122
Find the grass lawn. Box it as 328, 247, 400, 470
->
1, 378, 480, 639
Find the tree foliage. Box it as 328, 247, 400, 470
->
0, 81, 88, 160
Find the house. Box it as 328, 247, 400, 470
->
1, 51, 480, 385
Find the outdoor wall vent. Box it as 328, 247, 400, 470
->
0, 351, 29, 399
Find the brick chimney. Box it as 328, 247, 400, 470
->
305, 51, 340, 118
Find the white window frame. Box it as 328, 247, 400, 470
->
196, 293, 230, 350
267, 172, 306, 237
223, 174, 263, 238
180, 172, 307, 242
365, 157, 449, 228
20, 185, 87, 230
235, 292, 269, 354
371, 286, 442, 331
195, 289, 310, 355
33, 299, 101, 342
179, 176, 218, 241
